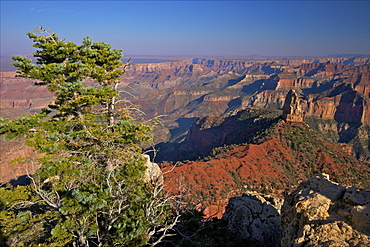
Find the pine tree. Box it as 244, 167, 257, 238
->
0, 27, 177, 247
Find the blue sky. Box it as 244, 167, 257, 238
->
1, 1, 370, 58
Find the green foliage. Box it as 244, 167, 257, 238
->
0, 27, 172, 246
277, 123, 370, 187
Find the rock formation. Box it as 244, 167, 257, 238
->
282, 89, 305, 124
281, 174, 370, 246
222, 191, 283, 247
142, 154, 163, 187
2, 56, 370, 186
221, 174, 370, 246
275, 71, 315, 89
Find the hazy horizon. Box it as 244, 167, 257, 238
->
3, 53, 370, 72
1, 1, 370, 59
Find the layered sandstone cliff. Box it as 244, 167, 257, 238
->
0, 72, 54, 119
2, 56, 370, 185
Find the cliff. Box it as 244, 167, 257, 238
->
3, 57, 369, 126
3, 57, 369, 122
276, 71, 315, 89
2, 56, 370, 186
0, 72, 54, 119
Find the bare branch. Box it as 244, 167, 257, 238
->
34, 26, 58, 44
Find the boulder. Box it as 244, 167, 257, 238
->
281, 174, 370, 246
222, 191, 282, 247
142, 154, 163, 187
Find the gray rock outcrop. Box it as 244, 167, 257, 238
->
281, 173, 370, 246
222, 191, 283, 247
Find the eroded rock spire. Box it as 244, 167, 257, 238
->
282, 89, 304, 124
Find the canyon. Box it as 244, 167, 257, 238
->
1, 55, 370, 245
1, 56, 370, 183
121, 56, 370, 162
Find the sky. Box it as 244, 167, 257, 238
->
1, 1, 370, 58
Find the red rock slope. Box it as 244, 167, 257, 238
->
162, 121, 370, 218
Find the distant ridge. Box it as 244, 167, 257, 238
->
3, 54, 370, 71
323, 54, 370, 58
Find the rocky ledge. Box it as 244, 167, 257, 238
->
223, 174, 370, 246
282, 174, 370, 246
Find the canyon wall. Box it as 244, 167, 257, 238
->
0, 72, 54, 119
2, 56, 370, 185
3, 57, 369, 123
